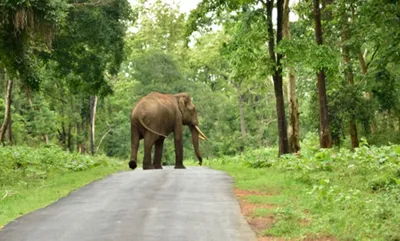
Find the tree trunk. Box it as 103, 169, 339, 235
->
76, 122, 83, 153
235, 84, 246, 153
266, 0, 289, 156
0, 78, 13, 144
67, 123, 73, 152
89, 95, 98, 155
238, 90, 247, 138
283, 0, 300, 153
6, 120, 12, 143
313, 0, 332, 148
358, 49, 378, 134
358, 51, 368, 75
341, 15, 359, 149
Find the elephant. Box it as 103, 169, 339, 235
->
129, 92, 208, 170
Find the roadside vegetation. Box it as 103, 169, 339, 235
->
209, 135, 400, 240
0, 146, 125, 226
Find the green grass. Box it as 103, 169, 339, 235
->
210, 162, 311, 238
207, 143, 400, 241
0, 146, 127, 226
0, 165, 126, 226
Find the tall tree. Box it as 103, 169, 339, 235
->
0, 77, 13, 143
313, 0, 332, 148
263, 0, 289, 155
283, 0, 300, 153
340, 3, 359, 149
89, 95, 98, 155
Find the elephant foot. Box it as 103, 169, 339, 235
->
153, 164, 163, 169
174, 165, 186, 169
143, 165, 154, 170
129, 161, 137, 170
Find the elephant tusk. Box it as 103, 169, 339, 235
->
195, 125, 208, 141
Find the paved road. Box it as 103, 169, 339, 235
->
0, 167, 256, 241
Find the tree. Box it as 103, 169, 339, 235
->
313, 0, 332, 148
0, 77, 13, 143
283, 0, 300, 153
339, 2, 359, 149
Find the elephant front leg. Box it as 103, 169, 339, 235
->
173, 128, 185, 169
153, 138, 165, 169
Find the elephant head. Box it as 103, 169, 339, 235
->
175, 93, 208, 165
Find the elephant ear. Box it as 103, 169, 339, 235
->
178, 95, 188, 114
177, 93, 190, 114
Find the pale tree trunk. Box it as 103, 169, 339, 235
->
258, 117, 263, 147
76, 122, 84, 153
238, 92, 247, 137
283, 0, 300, 153
0, 78, 13, 144
341, 14, 359, 149
6, 120, 12, 143
235, 84, 246, 152
358, 51, 368, 76
89, 95, 98, 155
313, 0, 332, 148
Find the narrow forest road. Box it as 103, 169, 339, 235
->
0, 167, 256, 241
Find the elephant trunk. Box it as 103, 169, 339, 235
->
190, 125, 203, 165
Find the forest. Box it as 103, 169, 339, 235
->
0, 0, 400, 240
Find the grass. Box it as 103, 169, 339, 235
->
206, 142, 400, 241
210, 162, 312, 239
0, 165, 126, 226
0, 145, 128, 226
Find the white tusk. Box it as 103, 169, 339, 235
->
195, 125, 208, 141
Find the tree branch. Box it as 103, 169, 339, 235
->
366, 45, 380, 69
43, 91, 68, 104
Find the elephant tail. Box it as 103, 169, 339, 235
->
139, 118, 168, 138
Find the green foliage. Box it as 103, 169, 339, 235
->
51, 0, 133, 96
132, 50, 183, 87
0, 0, 68, 87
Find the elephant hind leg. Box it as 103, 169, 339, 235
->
153, 137, 165, 169
129, 125, 140, 170
143, 132, 158, 170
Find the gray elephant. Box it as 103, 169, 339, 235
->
129, 92, 208, 170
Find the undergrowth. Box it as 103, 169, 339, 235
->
208, 135, 400, 241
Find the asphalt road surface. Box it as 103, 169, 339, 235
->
0, 167, 256, 241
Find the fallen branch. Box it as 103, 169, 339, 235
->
96, 125, 112, 152
1, 190, 9, 200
